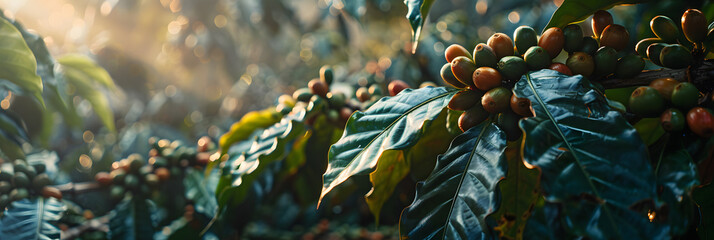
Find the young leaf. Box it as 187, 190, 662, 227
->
0, 198, 65, 240
544, 0, 647, 32
217, 108, 307, 207
218, 108, 283, 156
320, 87, 456, 205
490, 140, 540, 239
633, 118, 665, 146
108, 198, 159, 240
58, 55, 116, 132
400, 122, 507, 239
404, 0, 436, 53
0, 17, 43, 106
514, 69, 665, 238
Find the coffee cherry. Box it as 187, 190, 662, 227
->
580, 37, 599, 55
566, 52, 594, 77
388, 80, 410, 96
524, 46, 551, 70
615, 54, 644, 78
514, 26, 538, 55
648, 78, 678, 101
650, 16, 679, 43
592, 10, 614, 38
548, 63, 573, 76
497, 56, 528, 81
451, 56, 478, 88
600, 24, 629, 51
319, 65, 334, 86
635, 38, 662, 57
660, 44, 693, 69
682, 9, 707, 45
497, 110, 523, 141
671, 82, 700, 110
473, 67, 502, 91
448, 90, 483, 111
458, 104, 489, 132
445, 44, 472, 63
472, 44, 499, 68
593, 47, 617, 77
660, 108, 685, 132
511, 94, 533, 117
482, 87, 512, 113
563, 24, 584, 53
308, 79, 329, 97
488, 33, 515, 59
539, 27, 565, 59
687, 107, 714, 138
293, 88, 313, 102
441, 63, 467, 89
629, 86, 665, 117
647, 43, 668, 66
356, 87, 371, 102
155, 167, 170, 181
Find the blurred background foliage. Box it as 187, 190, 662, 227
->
0, 0, 711, 238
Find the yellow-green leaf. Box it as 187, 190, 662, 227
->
218, 108, 283, 156
0, 17, 43, 106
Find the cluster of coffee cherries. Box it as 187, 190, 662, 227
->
94, 137, 213, 201
636, 9, 710, 69
288, 65, 354, 126
630, 78, 713, 138
0, 160, 60, 209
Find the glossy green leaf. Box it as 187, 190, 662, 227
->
490, 140, 540, 239
514, 69, 665, 238
0, 197, 65, 240
400, 122, 507, 239
185, 168, 219, 217
544, 0, 648, 32
634, 118, 665, 146
653, 136, 699, 235
327, 0, 366, 20
320, 87, 456, 205
366, 109, 456, 224
404, 0, 436, 53
218, 108, 283, 156
217, 108, 307, 207
58, 55, 116, 132
108, 198, 158, 240
0, 17, 43, 105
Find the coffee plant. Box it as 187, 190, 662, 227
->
0, 0, 712, 239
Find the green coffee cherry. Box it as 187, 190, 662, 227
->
9, 188, 28, 201
12, 172, 30, 188
514, 26, 538, 55
671, 82, 700, 110
650, 15, 680, 43
660, 44, 693, 69
615, 54, 645, 78
635, 38, 662, 57
472, 43, 499, 68
593, 47, 618, 77
524, 46, 551, 70
566, 52, 594, 77
580, 37, 599, 56
629, 86, 665, 117
497, 56, 528, 81
293, 88, 313, 102
563, 24, 584, 53
0, 181, 10, 194
647, 43, 668, 66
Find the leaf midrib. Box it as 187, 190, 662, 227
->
322, 89, 456, 198
524, 73, 621, 238
440, 121, 492, 240
35, 198, 43, 240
